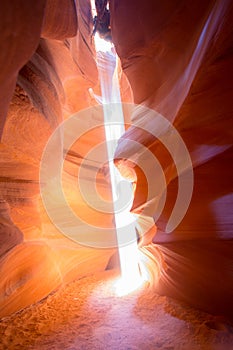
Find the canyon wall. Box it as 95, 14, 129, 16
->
111, 0, 233, 318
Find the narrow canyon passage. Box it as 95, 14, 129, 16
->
0, 0, 233, 348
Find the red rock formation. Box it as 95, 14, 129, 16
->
0, 0, 46, 138
112, 0, 233, 318
0, 0, 112, 318
0, 0, 232, 320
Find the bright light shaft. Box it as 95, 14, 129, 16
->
91, 4, 143, 295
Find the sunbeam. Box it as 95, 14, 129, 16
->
91, 0, 147, 296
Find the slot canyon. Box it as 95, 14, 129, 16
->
0, 0, 233, 349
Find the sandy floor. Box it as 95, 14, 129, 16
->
0, 270, 233, 350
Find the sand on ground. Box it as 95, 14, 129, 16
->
0, 270, 233, 350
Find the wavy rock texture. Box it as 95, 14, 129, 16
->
112, 0, 233, 318
0, 0, 113, 318
0, 0, 232, 322
0, 0, 46, 139
0, 199, 23, 258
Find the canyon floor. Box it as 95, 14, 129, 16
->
0, 269, 233, 350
